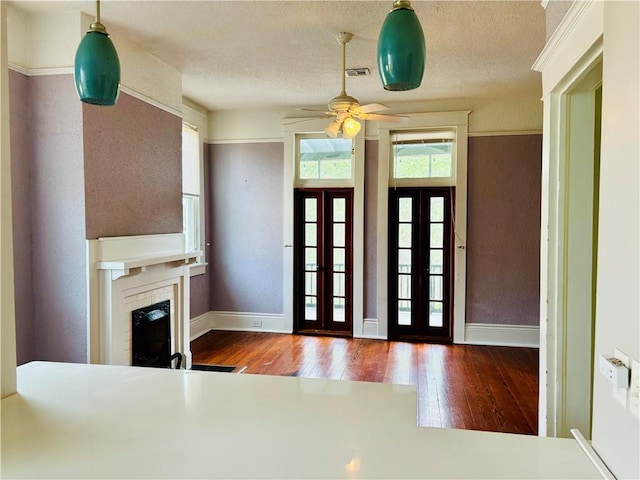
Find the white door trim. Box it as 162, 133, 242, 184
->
532, 0, 604, 438
377, 112, 470, 342
282, 118, 365, 336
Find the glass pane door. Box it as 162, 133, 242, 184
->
388, 187, 454, 341
294, 189, 353, 334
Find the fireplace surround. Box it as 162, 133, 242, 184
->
86, 233, 199, 368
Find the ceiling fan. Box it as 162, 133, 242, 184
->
301, 32, 409, 138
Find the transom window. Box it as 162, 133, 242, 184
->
297, 135, 353, 185
391, 130, 455, 185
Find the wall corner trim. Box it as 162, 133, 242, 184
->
120, 85, 182, 118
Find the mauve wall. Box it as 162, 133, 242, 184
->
364, 140, 378, 319
30, 74, 87, 362
208, 142, 284, 314
83, 92, 182, 239
190, 144, 211, 318
466, 134, 542, 326
9, 70, 34, 365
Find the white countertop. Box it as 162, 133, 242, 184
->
2, 362, 601, 479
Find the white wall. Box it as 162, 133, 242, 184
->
207, 94, 542, 143
536, 1, 639, 476
591, 2, 640, 477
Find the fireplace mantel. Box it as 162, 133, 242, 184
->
86, 233, 198, 368
97, 251, 200, 280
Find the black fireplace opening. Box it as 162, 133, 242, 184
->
132, 300, 171, 368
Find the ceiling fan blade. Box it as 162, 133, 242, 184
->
282, 116, 332, 125
353, 103, 389, 114
296, 108, 334, 115
359, 113, 409, 123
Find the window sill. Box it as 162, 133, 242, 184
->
189, 262, 208, 277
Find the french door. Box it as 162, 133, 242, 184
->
388, 187, 454, 342
294, 189, 353, 335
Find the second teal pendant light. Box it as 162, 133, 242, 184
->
377, 0, 425, 91
74, 0, 120, 106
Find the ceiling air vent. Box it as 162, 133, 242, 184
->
345, 67, 370, 77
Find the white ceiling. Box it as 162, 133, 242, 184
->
10, 1, 546, 112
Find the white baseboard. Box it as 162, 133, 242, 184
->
190, 312, 213, 341
209, 311, 290, 334
354, 318, 386, 340
192, 313, 538, 348
463, 323, 540, 348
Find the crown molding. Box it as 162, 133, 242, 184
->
533, 0, 595, 72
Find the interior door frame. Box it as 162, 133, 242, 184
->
282, 119, 364, 336
376, 112, 469, 342
532, 0, 604, 438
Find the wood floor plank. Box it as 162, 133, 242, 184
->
191, 331, 539, 435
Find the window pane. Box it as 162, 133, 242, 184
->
305, 248, 317, 269
430, 224, 443, 248
429, 301, 443, 327
333, 224, 345, 247
398, 224, 412, 248
430, 197, 444, 222
182, 195, 199, 252
398, 300, 411, 326
305, 296, 317, 321
333, 198, 346, 222
305, 224, 317, 246
430, 276, 443, 301
430, 155, 452, 177
305, 272, 317, 295
299, 138, 352, 180
333, 273, 345, 297
333, 298, 346, 322
398, 249, 411, 273
333, 248, 345, 272
399, 197, 412, 222
392, 141, 452, 179
305, 198, 317, 222
430, 250, 443, 274
182, 124, 200, 196
398, 274, 411, 300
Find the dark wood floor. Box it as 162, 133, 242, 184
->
191, 330, 539, 435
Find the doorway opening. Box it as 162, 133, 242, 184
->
556, 62, 602, 439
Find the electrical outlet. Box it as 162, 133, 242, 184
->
630, 359, 640, 420
252, 320, 262, 328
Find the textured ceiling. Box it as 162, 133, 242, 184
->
10, 1, 546, 112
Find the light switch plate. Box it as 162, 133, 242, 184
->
613, 349, 630, 407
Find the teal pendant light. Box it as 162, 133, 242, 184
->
74, 0, 120, 106
377, 0, 425, 91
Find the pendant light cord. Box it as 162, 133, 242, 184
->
96, 0, 100, 24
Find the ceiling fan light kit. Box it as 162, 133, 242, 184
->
302, 32, 408, 139
74, 0, 121, 106
341, 116, 361, 138
377, 0, 426, 91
